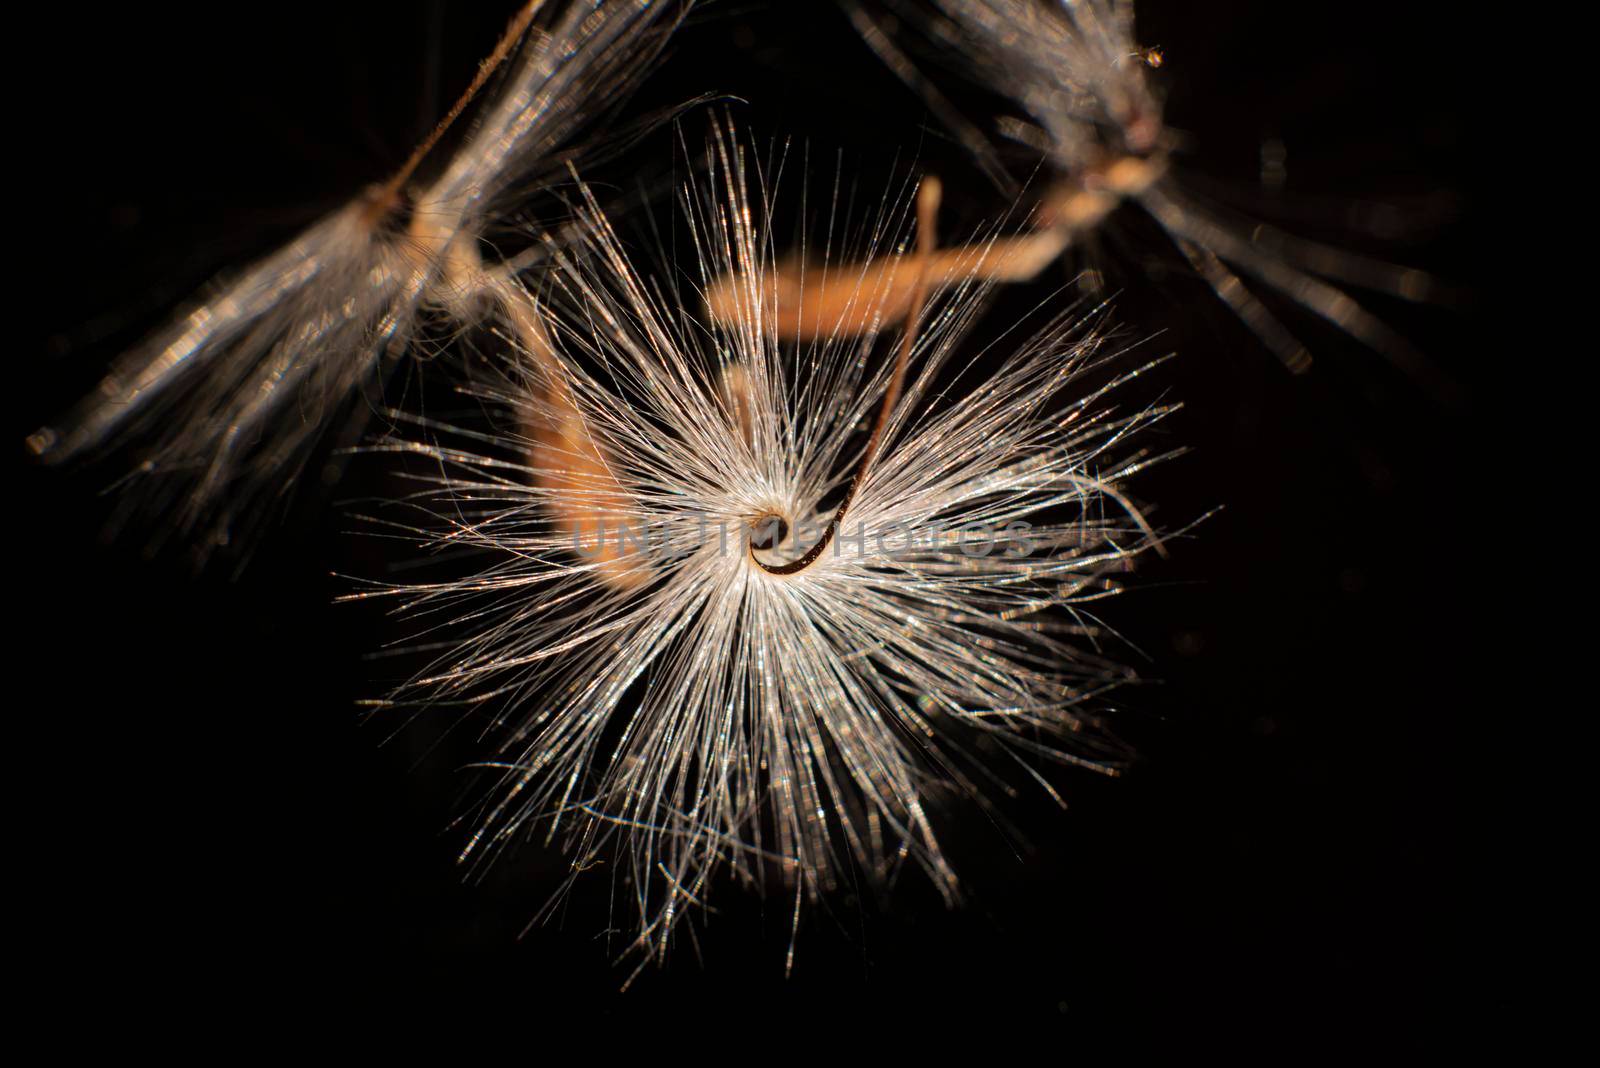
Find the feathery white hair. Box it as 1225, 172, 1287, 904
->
358, 131, 1175, 976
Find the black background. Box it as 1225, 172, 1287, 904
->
16, 0, 1499, 1049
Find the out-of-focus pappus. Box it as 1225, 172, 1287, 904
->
806, 0, 1448, 391
28, 0, 686, 566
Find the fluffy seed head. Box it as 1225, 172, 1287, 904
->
358, 131, 1175, 974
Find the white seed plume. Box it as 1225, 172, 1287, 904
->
849, 0, 1442, 382
356, 135, 1176, 977
29, 0, 685, 564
